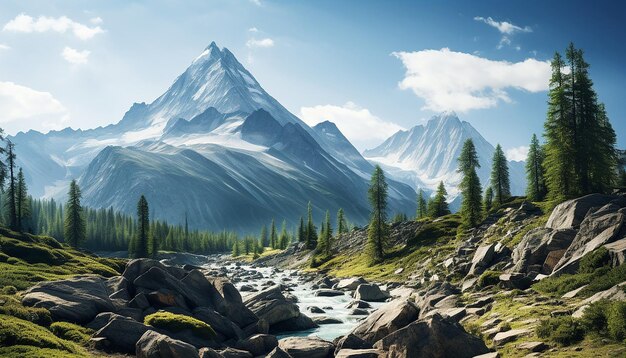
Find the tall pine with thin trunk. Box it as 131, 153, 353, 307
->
279, 219, 288, 249
525, 134, 546, 201
336, 208, 346, 240
298, 216, 305, 242
416, 189, 427, 220
305, 201, 317, 249
4, 141, 17, 230
483, 187, 494, 213
490, 144, 510, 206
270, 219, 277, 249
458, 139, 483, 228
367, 165, 388, 264
16, 168, 30, 232
428, 181, 450, 218
64, 180, 86, 248
260, 225, 268, 247
133, 195, 150, 258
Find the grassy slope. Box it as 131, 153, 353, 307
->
0, 228, 125, 357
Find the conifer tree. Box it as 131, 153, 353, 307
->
490, 144, 510, 206
260, 225, 268, 247
133, 195, 150, 258
428, 181, 450, 218
279, 219, 288, 249
270, 219, 277, 249
525, 134, 547, 201
483, 186, 494, 213
458, 139, 483, 228
232, 241, 240, 257
297, 216, 305, 242
336, 208, 346, 239
4, 140, 17, 230
64, 180, 86, 248
416, 189, 428, 219
305, 201, 317, 249
318, 210, 333, 257
367, 165, 388, 264
16, 168, 30, 232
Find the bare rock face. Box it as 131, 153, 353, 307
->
136, 330, 200, 358
244, 285, 317, 333
278, 337, 335, 358
91, 315, 150, 354
373, 313, 490, 358
511, 227, 576, 274
353, 284, 390, 302
22, 275, 116, 324
468, 244, 496, 275
545, 193, 615, 230
349, 299, 419, 344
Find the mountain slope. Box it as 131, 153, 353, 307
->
364, 112, 526, 205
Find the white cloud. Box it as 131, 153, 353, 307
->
249, 0, 262, 5
61, 47, 90, 64
90, 17, 103, 25
506, 146, 529, 161
0, 44, 9, 50
3, 13, 104, 40
248, 27, 259, 32
299, 102, 404, 151
474, 16, 531, 34
0, 81, 69, 133
392, 48, 551, 112
246, 38, 274, 48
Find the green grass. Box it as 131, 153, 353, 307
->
50, 322, 93, 344
0, 294, 52, 327
0, 314, 82, 354
144, 311, 216, 340
0, 229, 125, 290
0, 345, 88, 358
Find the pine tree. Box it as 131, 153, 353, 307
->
490, 144, 510, 206
318, 210, 333, 257
526, 134, 547, 201
133, 195, 150, 258
270, 219, 277, 249
4, 140, 17, 230
232, 241, 240, 257
458, 139, 483, 228
279, 219, 288, 249
484, 186, 494, 213
305, 201, 317, 249
336, 208, 346, 239
428, 181, 450, 218
367, 165, 388, 264
16, 168, 30, 232
416, 189, 428, 219
297, 216, 305, 242
260, 225, 268, 247
64, 180, 86, 248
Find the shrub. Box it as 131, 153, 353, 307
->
49, 322, 93, 344
478, 271, 501, 288
144, 311, 216, 340
0, 295, 52, 327
536, 316, 585, 346
0, 346, 87, 358
580, 247, 611, 274
0, 314, 78, 353
607, 301, 626, 341
581, 299, 609, 334
0, 239, 66, 265
1, 286, 17, 295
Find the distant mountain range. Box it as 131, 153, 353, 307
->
11, 42, 526, 232
363, 111, 526, 210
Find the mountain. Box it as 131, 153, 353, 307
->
11, 42, 417, 231
363, 111, 526, 208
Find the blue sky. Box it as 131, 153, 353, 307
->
0, 0, 624, 158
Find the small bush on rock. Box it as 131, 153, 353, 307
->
536, 316, 585, 346
50, 322, 93, 344
478, 270, 501, 288
144, 311, 216, 340
607, 301, 626, 341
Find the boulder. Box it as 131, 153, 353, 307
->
234, 334, 278, 356
349, 299, 419, 344
335, 349, 384, 358
211, 278, 258, 328
518, 341, 547, 352
552, 205, 625, 275
129, 292, 152, 310
219, 348, 253, 358
136, 330, 199, 358
314, 289, 345, 297
511, 228, 576, 274
546, 193, 615, 230
373, 313, 489, 358
278, 337, 335, 358
312, 316, 343, 325
349, 308, 369, 316
86, 312, 126, 331
308, 306, 325, 314
354, 284, 390, 302
606, 238, 626, 266
492, 329, 531, 346
347, 300, 371, 309
180, 269, 223, 308
146, 289, 189, 310
193, 307, 244, 342
334, 334, 372, 354
266, 347, 292, 358
92, 315, 150, 353
22, 275, 116, 324
244, 286, 300, 326
199, 348, 224, 358
468, 244, 496, 275
336, 277, 368, 291
270, 313, 318, 333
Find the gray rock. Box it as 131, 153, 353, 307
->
349, 299, 419, 344
334, 333, 372, 354
278, 337, 335, 358
244, 286, 300, 326
210, 278, 258, 328
266, 347, 292, 358
518, 341, 548, 352
312, 316, 343, 324
335, 349, 384, 358
373, 313, 489, 358
308, 306, 325, 313
469, 244, 496, 275
193, 307, 244, 342
92, 315, 150, 353
22, 275, 116, 324
129, 292, 152, 310
546, 193, 615, 230
349, 308, 369, 316
219, 348, 253, 358
511, 228, 576, 274
199, 348, 224, 358
234, 334, 278, 356
314, 289, 345, 297
354, 284, 390, 302
86, 312, 125, 331
492, 329, 531, 346
270, 313, 318, 333
136, 330, 199, 358
336, 277, 368, 291
606, 238, 626, 266
346, 300, 371, 309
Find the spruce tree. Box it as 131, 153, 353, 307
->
260, 225, 268, 247
318, 210, 333, 257
297, 216, 305, 242
525, 134, 547, 201
416, 189, 428, 219
428, 181, 450, 217
232, 241, 240, 257
305, 201, 317, 249
64, 180, 86, 248
367, 165, 388, 264
458, 139, 483, 228
484, 186, 494, 213
16, 168, 30, 232
4, 140, 17, 230
336, 208, 346, 239
279, 219, 288, 249
133, 195, 150, 258
490, 144, 510, 206
270, 219, 277, 249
